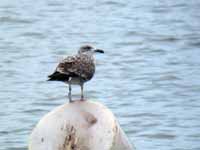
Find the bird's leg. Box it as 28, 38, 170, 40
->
68, 77, 72, 103
80, 83, 84, 101
68, 83, 72, 102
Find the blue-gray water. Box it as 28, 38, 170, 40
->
0, 0, 200, 150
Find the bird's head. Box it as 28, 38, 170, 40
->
78, 45, 104, 55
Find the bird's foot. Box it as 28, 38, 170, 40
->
69, 100, 73, 103
80, 98, 86, 101
68, 97, 73, 103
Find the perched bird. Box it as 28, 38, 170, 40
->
48, 45, 104, 102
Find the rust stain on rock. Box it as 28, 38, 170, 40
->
60, 126, 79, 150
82, 111, 97, 127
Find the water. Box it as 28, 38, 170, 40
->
0, 0, 200, 149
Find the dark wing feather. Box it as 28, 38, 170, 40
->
47, 71, 70, 81
48, 56, 79, 81
48, 54, 95, 82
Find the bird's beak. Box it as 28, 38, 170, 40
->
94, 49, 104, 53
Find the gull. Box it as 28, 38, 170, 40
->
48, 45, 104, 102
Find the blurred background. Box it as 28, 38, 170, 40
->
0, 0, 200, 150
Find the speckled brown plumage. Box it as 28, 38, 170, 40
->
52, 53, 95, 83
48, 45, 104, 102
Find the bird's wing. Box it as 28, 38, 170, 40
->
56, 55, 79, 75
48, 54, 95, 81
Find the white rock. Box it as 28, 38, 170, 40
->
29, 100, 135, 150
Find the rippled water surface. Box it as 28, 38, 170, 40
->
1, 0, 200, 150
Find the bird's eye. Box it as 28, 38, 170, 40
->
85, 46, 91, 50
79, 45, 93, 53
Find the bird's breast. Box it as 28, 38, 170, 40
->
76, 55, 95, 82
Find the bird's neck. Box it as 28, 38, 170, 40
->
80, 53, 94, 58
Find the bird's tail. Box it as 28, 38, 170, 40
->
47, 71, 68, 81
